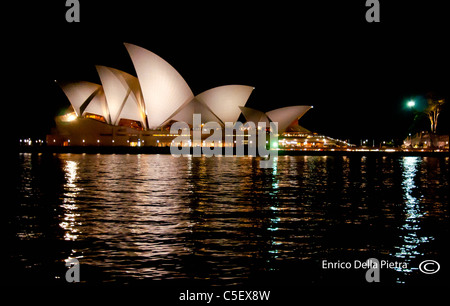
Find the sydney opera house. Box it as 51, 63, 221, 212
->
47, 43, 348, 149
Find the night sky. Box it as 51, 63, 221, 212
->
8, 0, 448, 144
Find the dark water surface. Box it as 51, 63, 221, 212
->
10, 153, 449, 287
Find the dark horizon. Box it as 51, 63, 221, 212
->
8, 1, 449, 144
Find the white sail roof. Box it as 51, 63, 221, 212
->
55, 80, 110, 123
239, 106, 270, 125
124, 43, 194, 128
196, 85, 254, 124
165, 98, 222, 126
96, 66, 146, 128
163, 85, 253, 126
83, 88, 110, 122
57, 45, 257, 130
265, 105, 312, 133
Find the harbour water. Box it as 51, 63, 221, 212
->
10, 153, 449, 287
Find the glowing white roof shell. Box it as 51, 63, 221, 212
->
57, 44, 256, 130
56, 80, 110, 123
239, 106, 270, 125
166, 98, 221, 125
165, 85, 254, 126
124, 43, 194, 128
240, 105, 312, 133
196, 85, 254, 124
96, 66, 146, 128
266, 105, 312, 133
83, 88, 110, 122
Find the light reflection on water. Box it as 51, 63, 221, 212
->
392, 156, 440, 283
393, 158, 424, 276
12, 153, 449, 285
60, 160, 81, 242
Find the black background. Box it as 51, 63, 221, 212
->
6, 0, 449, 143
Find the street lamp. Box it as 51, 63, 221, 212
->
406, 100, 416, 147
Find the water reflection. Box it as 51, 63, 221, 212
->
60, 160, 81, 241
268, 157, 280, 264
392, 156, 433, 284
12, 153, 449, 285
74, 154, 194, 280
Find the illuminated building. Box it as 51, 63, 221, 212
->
239, 106, 351, 149
403, 131, 449, 149
48, 43, 344, 149
48, 43, 255, 147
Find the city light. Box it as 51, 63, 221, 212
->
60, 112, 78, 122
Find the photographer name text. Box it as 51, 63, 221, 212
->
322, 259, 407, 270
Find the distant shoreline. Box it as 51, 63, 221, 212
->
16, 146, 449, 157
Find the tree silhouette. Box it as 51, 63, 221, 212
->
425, 93, 445, 133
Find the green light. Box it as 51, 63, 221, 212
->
407, 100, 415, 108
271, 141, 278, 148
